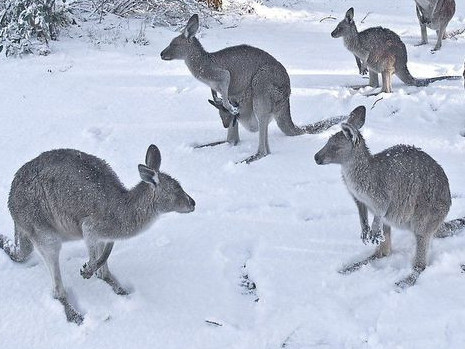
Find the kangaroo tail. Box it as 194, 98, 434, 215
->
434, 217, 465, 238
302, 113, 350, 134
275, 100, 306, 136
275, 102, 349, 136
0, 230, 34, 263
396, 65, 461, 86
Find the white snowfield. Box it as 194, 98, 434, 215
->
1, 0, 465, 348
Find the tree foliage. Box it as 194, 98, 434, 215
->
0, 0, 72, 56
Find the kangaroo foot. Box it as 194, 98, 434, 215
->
395, 267, 423, 290
349, 84, 371, 90
338, 249, 390, 275
193, 140, 228, 149
238, 152, 268, 165
58, 297, 84, 325
98, 274, 130, 296
364, 90, 386, 97
339, 255, 376, 274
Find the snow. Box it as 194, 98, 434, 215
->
1, 0, 465, 348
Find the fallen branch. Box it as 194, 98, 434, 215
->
371, 97, 383, 109
319, 15, 336, 22
360, 11, 372, 24
205, 319, 223, 327
445, 27, 465, 40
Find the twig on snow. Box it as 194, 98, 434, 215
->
371, 97, 383, 109
319, 15, 336, 22
205, 319, 223, 327
445, 27, 465, 40
360, 12, 372, 24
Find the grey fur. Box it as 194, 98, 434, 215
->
414, 0, 456, 51
0, 145, 195, 324
314, 105, 451, 288
161, 14, 349, 164
332, 8, 461, 93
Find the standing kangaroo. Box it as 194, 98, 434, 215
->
0, 145, 195, 324
331, 8, 461, 94
161, 14, 349, 164
414, 0, 456, 51
314, 106, 451, 288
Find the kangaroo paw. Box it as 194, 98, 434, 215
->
80, 262, 95, 279
369, 230, 385, 245
360, 228, 371, 245
226, 103, 239, 116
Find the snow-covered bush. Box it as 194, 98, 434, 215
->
0, 0, 72, 56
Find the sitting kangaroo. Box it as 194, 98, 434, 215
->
414, 0, 456, 51
0, 145, 195, 324
161, 14, 349, 164
332, 8, 461, 94
314, 106, 451, 288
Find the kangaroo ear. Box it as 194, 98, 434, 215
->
138, 164, 160, 186
345, 8, 354, 22
183, 14, 199, 39
347, 105, 366, 129
145, 144, 161, 172
341, 123, 360, 145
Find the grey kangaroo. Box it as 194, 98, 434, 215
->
161, 14, 349, 164
414, 0, 456, 51
314, 106, 451, 288
331, 8, 461, 94
0, 145, 195, 324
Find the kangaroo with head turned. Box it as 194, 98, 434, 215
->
314, 106, 451, 288
414, 0, 456, 51
331, 8, 461, 94
0, 145, 195, 324
161, 14, 349, 164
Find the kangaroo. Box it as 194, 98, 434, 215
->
414, 0, 456, 51
314, 106, 451, 288
161, 14, 349, 164
331, 8, 461, 94
0, 145, 195, 324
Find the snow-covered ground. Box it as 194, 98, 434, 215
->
1, 0, 465, 348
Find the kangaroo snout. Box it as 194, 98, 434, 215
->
181, 194, 196, 213
160, 48, 171, 60
187, 195, 196, 211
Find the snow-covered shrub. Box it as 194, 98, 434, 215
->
0, 0, 72, 56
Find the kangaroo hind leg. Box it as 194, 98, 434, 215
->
395, 227, 436, 289
34, 233, 84, 325
238, 96, 273, 164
